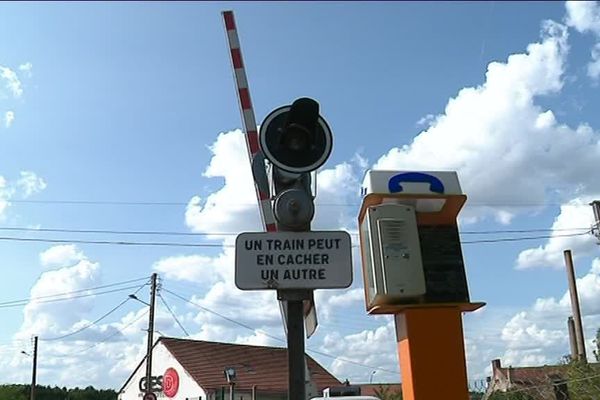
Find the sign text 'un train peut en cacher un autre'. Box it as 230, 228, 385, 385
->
234, 231, 353, 290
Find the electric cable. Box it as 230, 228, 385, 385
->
0, 230, 592, 249
158, 293, 190, 337
7, 198, 589, 208
461, 231, 590, 244
40, 282, 147, 341
0, 277, 150, 307
68, 309, 150, 356
0, 225, 592, 237
0, 284, 148, 309
162, 288, 400, 375
0, 236, 224, 248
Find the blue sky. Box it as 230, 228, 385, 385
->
2, 0, 600, 390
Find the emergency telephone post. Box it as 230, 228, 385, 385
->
358, 170, 484, 400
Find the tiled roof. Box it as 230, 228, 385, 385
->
496, 365, 568, 385
358, 384, 402, 397
160, 337, 341, 393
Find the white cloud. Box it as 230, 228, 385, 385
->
16, 249, 101, 340
0, 66, 23, 98
318, 322, 400, 382
4, 111, 14, 128
416, 113, 436, 128
516, 197, 597, 269
566, 1, 600, 35
17, 171, 47, 198
589, 43, 600, 80
18, 62, 33, 78
39, 244, 85, 268
566, 1, 600, 80
373, 21, 600, 225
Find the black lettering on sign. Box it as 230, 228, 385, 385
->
307, 238, 342, 250
257, 254, 274, 265
261, 269, 278, 280
275, 253, 330, 265
281, 269, 327, 280
245, 240, 262, 251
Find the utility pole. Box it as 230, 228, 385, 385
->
145, 273, 158, 395
564, 250, 587, 362
30, 336, 38, 400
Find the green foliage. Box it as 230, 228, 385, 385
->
487, 391, 534, 400
0, 384, 117, 400
372, 385, 402, 400
566, 360, 600, 400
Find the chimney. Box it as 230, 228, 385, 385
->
491, 359, 501, 373
568, 316, 578, 361
564, 250, 587, 362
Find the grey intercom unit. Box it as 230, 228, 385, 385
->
360, 203, 426, 308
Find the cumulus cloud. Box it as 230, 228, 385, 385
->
318, 322, 399, 382
39, 244, 85, 268
516, 198, 597, 269
566, 1, 600, 80
16, 247, 102, 340
373, 21, 600, 225
489, 257, 600, 368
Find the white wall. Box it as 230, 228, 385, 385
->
119, 342, 206, 400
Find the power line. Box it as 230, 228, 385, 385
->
0, 285, 148, 309
162, 288, 400, 375
0, 277, 149, 307
40, 282, 146, 341
0, 225, 592, 237
462, 231, 590, 244
7, 198, 589, 208
0, 230, 592, 249
158, 293, 190, 337
0, 236, 224, 248
0, 226, 229, 237
67, 309, 150, 356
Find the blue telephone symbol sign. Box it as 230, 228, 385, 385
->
387, 172, 445, 194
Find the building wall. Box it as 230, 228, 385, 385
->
119, 342, 206, 400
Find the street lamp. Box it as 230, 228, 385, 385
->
224, 367, 237, 400
369, 371, 376, 384
129, 294, 150, 307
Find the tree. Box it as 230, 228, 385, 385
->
372, 385, 402, 400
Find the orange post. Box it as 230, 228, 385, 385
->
395, 307, 469, 400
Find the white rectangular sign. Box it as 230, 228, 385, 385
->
235, 231, 353, 290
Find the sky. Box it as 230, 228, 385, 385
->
2, 0, 600, 392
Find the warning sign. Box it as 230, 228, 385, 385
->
235, 231, 353, 290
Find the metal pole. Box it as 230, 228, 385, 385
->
564, 250, 587, 362
286, 299, 305, 400
251, 385, 256, 400
145, 273, 158, 392
567, 316, 577, 361
30, 335, 37, 400
229, 383, 235, 400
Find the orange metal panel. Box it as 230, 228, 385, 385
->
395, 308, 470, 400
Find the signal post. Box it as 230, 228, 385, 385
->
234, 98, 353, 400
358, 171, 484, 400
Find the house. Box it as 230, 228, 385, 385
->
118, 337, 341, 400
483, 359, 570, 400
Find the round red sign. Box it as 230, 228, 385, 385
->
163, 368, 179, 398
